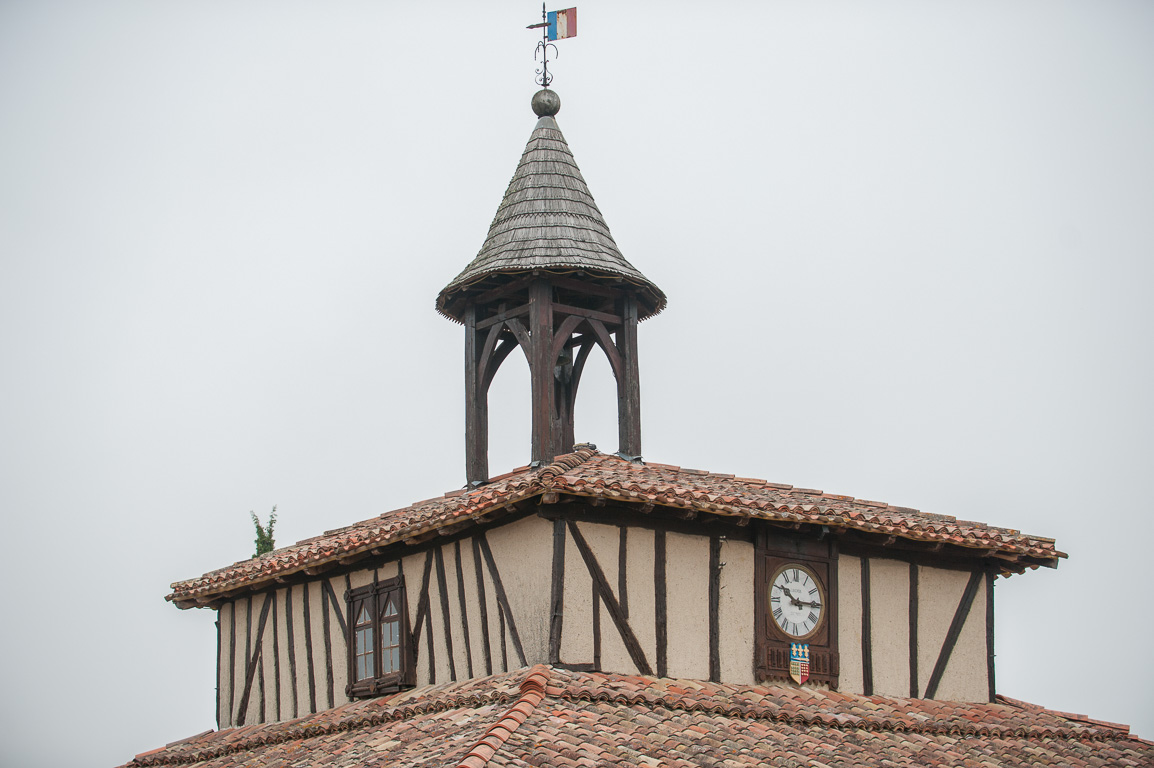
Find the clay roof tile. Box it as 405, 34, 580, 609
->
168, 450, 1064, 605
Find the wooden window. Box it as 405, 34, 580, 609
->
345, 575, 414, 698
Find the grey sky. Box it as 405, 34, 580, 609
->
1, 2, 1152, 766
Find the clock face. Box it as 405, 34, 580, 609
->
769, 563, 825, 640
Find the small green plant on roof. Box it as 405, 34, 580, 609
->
251, 506, 277, 557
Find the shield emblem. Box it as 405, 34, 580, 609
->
789, 643, 810, 684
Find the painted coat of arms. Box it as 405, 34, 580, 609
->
789, 643, 810, 684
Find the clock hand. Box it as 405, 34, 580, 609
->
775, 584, 810, 609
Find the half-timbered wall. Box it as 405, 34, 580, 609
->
838, 554, 992, 702
215, 515, 551, 728
215, 514, 995, 727
546, 520, 756, 683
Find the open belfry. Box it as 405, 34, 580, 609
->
123, 20, 1153, 768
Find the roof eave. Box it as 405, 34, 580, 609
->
168, 485, 1061, 607
436, 267, 667, 325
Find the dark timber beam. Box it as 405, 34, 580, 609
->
465, 304, 488, 484
654, 529, 667, 677
454, 541, 475, 679
986, 568, 996, 702
909, 562, 919, 698
285, 587, 298, 719
475, 303, 531, 330
548, 519, 566, 664
617, 294, 641, 456
861, 557, 873, 696
434, 546, 457, 681
320, 580, 334, 709
709, 536, 722, 683
471, 537, 493, 676
529, 279, 556, 464
412, 551, 434, 684
302, 586, 316, 714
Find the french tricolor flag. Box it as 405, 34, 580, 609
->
547, 7, 577, 40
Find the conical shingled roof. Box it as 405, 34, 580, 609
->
437, 108, 666, 322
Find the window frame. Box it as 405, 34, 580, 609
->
345, 575, 415, 698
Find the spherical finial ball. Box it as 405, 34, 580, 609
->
531, 89, 561, 117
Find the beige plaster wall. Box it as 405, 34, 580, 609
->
550, 523, 745, 682
326, 575, 349, 707
439, 543, 472, 680
283, 582, 313, 720
665, 532, 710, 680
217, 603, 234, 727
718, 538, 755, 684
555, 521, 654, 676
917, 565, 963, 696
484, 514, 554, 666
427, 551, 452, 685
400, 552, 430, 686
258, 592, 276, 724
624, 526, 657, 671
455, 539, 487, 679
560, 521, 594, 665
869, 558, 910, 698
230, 596, 251, 728
584, 523, 637, 675
306, 581, 328, 711
560, 522, 617, 669
217, 525, 997, 727
348, 567, 374, 590
909, 566, 990, 701
836, 556, 988, 701
243, 594, 263, 727
837, 553, 864, 693
273, 587, 294, 722
219, 579, 362, 728
476, 542, 508, 673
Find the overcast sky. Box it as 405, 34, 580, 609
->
2, 2, 1152, 766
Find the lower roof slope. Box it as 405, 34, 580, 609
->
122, 665, 1152, 767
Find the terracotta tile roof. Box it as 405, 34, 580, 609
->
120, 666, 1153, 767
169, 450, 1064, 607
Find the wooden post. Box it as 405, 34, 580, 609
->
464, 303, 488, 484
529, 279, 556, 464
986, 569, 996, 702
556, 355, 576, 456
617, 294, 641, 456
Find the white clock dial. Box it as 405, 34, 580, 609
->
770, 564, 825, 640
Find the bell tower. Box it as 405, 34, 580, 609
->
437, 89, 666, 484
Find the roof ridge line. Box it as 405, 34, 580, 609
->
454, 665, 551, 768
548, 686, 1124, 742
538, 448, 600, 482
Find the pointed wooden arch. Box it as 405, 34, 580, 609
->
463, 277, 641, 484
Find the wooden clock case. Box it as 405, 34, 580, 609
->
754, 525, 839, 686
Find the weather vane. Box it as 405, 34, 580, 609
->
527, 5, 577, 88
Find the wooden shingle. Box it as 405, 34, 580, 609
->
437, 115, 666, 322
